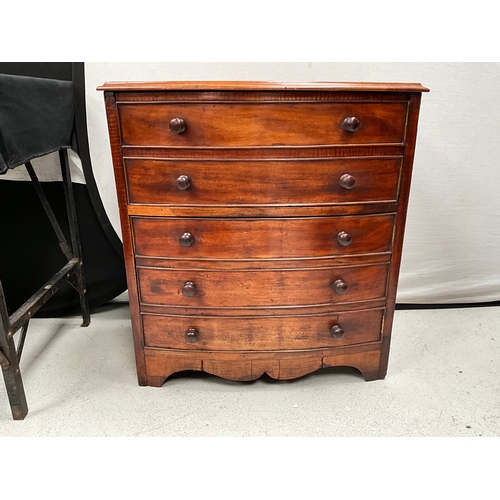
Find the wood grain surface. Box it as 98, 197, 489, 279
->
125, 157, 402, 206
137, 263, 389, 308
132, 214, 395, 259
142, 307, 384, 350
118, 102, 408, 147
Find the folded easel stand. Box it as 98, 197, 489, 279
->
0, 73, 90, 420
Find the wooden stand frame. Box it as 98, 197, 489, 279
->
0, 150, 90, 420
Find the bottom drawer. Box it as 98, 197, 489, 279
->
142, 308, 384, 351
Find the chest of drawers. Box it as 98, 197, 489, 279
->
98, 81, 428, 386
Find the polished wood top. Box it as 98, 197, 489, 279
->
97, 81, 429, 92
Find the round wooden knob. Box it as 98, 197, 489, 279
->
185, 328, 199, 343
339, 174, 356, 190
169, 118, 187, 134
330, 325, 345, 339
182, 281, 197, 297
337, 231, 352, 247
342, 116, 360, 132
176, 175, 191, 190
179, 232, 194, 247
333, 279, 348, 295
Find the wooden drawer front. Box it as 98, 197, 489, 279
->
133, 214, 395, 260
142, 308, 384, 350
137, 264, 388, 308
125, 158, 401, 206
118, 102, 408, 147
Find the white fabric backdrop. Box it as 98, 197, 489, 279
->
83, 62, 500, 305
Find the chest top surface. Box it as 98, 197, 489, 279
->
98, 81, 429, 92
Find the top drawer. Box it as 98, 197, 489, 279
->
117, 102, 408, 148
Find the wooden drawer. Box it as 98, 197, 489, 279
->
132, 214, 395, 260
137, 263, 389, 309
118, 102, 408, 147
142, 308, 384, 350
124, 158, 401, 206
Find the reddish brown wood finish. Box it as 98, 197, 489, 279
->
118, 102, 408, 147
143, 347, 384, 384
98, 81, 429, 92
137, 264, 389, 309
99, 81, 427, 386
103, 94, 148, 385
132, 214, 395, 260
124, 158, 402, 207
142, 308, 384, 350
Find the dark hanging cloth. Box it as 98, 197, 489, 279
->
0, 74, 76, 174
0, 72, 127, 317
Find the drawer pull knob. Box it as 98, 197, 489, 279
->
179, 232, 195, 247
185, 328, 199, 343
182, 281, 197, 297
333, 279, 348, 295
337, 231, 352, 247
330, 325, 345, 339
341, 116, 360, 132
339, 173, 356, 190
176, 175, 191, 190
169, 117, 187, 134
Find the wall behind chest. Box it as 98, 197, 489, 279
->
84, 62, 500, 305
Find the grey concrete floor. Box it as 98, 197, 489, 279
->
1, 297, 499, 437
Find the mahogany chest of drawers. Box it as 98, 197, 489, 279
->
98, 81, 428, 386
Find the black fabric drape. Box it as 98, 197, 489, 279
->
0, 69, 127, 317
0, 74, 76, 174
